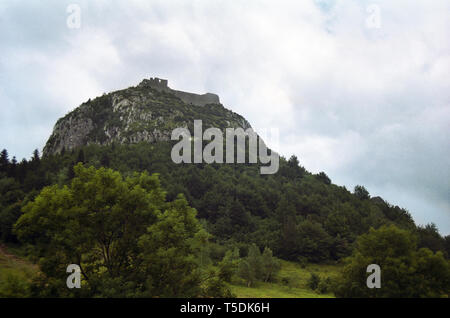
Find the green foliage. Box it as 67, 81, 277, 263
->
137, 194, 207, 297
0, 244, 37, 298
0, 149, 9, 174
218, 248, 240, 282
14, 164, 230, 297
445, 236, 450, 258
201, 269, 235, 297
1, 140, 448, 298
236, 244, 281, 287
354, 185, 370, 200
315, 172, 331, 185
317, 277, 332, 294
334, 225, 450, 297
237, 259, 256, 287
295, 220, 334, 263
261, 247, 281, 282
2, 141, 435, 267
0, 272, 31, 297
417, 223, 447, 254
308, 273, 320, 290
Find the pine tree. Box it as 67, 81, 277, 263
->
9, 156, 17, 178
0, 149, 9, 173
32, 149, 40, 162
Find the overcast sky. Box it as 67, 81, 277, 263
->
1, 0, 449, 234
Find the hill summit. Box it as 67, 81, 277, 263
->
43, 78, 250, 156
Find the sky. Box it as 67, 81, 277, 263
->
0, 0, 449, 235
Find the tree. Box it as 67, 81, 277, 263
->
316, 172, 331, 185
276, 196, 298, 260
445, 235, 450, 258
247, 244, 263, 280
218, 248, 240, 282
137, 194, 212, 297
334, 225, 450, 297
261, 247, 280, 282
14, 164, 229, 297
280, 155, 305, 179
295, 220, 333, 262
0, 149, 9, 173
354, 185, 370, 200
236, 244, 280, 286
308, 273, 320, 290
288, 155, 300, 168
0, 177, 24, 242
9, 157, 17, 178
237, 259, 255, 287
32, 149, 40, 163
416, 223, 446, 254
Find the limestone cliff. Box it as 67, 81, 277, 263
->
43, 79, 251, 156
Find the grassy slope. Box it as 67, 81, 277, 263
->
1, 245, 341, 298
229, 260, 341, 298
0, 244, 37, 278
0, 244, 38, 297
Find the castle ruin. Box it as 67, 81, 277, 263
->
138, 77, 220, 107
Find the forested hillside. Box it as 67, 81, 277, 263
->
1, 143, 449, 297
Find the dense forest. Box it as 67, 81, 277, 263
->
1, 143, 449, 297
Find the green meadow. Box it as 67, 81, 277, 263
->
229, 260, 340, 298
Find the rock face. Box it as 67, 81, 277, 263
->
43, 78, 251, 156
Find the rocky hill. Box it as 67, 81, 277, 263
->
43, 78, 251, 156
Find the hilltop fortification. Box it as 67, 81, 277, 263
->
138, 77, 220, 107
43, 78, 249, 155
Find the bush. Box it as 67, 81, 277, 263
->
317, 277, 332, 294
308, 273, 320, 290
0, 272, 31, 298
201, 270, 235, 298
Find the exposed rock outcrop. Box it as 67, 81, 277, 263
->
43, 79, 250, 156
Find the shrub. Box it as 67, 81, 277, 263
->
317, 277, 332, 294
308, 273, 320, 290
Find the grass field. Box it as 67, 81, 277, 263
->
229, 260, 341, 298
229, 282, 333, 298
